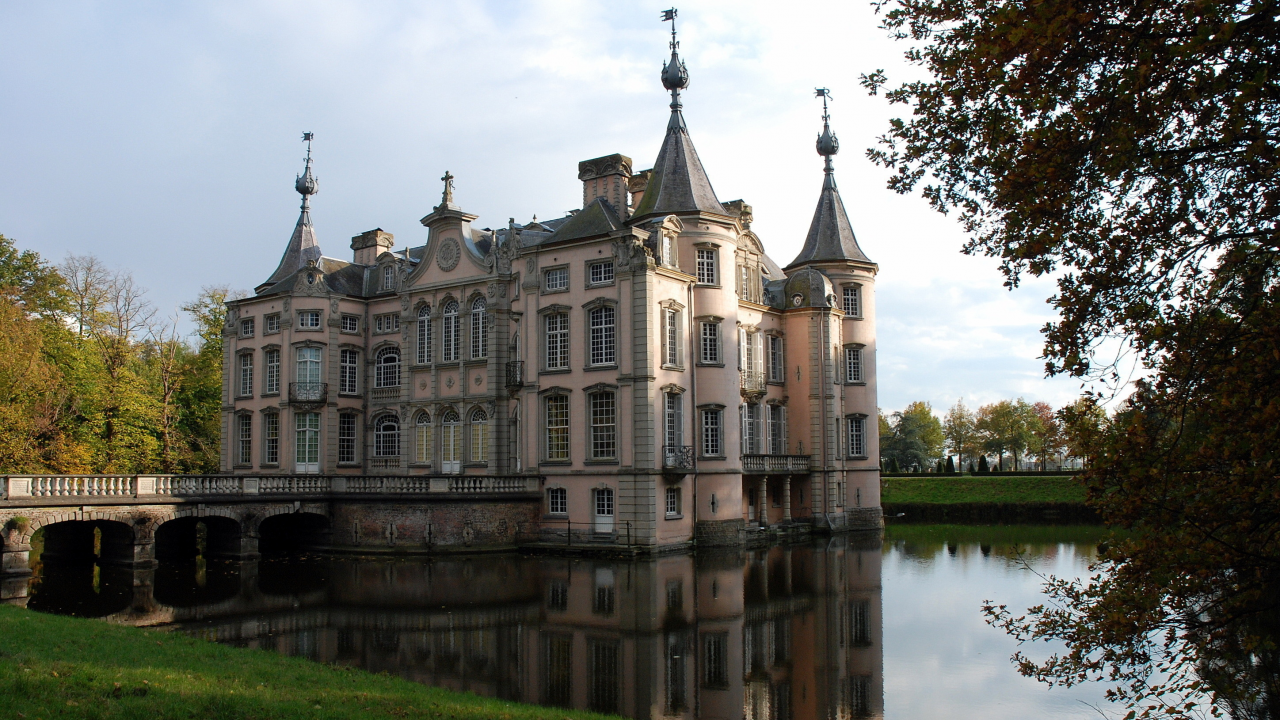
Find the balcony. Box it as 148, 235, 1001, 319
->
289, 382, 327, 406
662, 445, 694, 472
742, 454, 811, 474
506, 360, 525, 388
740, 370, 766, 395
370, 386, 401, 401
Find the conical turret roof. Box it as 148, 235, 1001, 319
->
262, 139, 323, 289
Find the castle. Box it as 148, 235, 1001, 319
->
221, 21, 882, 550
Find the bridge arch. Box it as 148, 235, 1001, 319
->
154, 514, 245, 561
257, 507, 330, 556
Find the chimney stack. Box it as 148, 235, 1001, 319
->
578, 154, 633, 219
351, 228, 394, 265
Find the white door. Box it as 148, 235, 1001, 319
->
295, 412, 320, 473
594, 488, 615, 533
441, 410, 461, 474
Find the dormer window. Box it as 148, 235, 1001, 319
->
383, 265, 394, 291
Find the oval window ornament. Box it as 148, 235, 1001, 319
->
307, 273, 316, 284
791, 294, 803, 307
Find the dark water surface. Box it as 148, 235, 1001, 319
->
25, 525, 1112, 719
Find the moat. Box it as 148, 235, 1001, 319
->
20, 524, 1111, 719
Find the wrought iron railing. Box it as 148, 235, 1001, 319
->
289, 382, 327, 403
742, 455, 812, 474
506, 360, 524, 388
662, 445, 694, 471
740, 370, 766, 394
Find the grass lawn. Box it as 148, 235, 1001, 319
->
881, 475, 1087, 505
0, 605, 613, 720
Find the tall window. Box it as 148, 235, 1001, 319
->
263, 412, 279, 464
264, 349, 280, 394
701, 409, 722, 457
741, 403, 762, 454
848, 416, 866, 457
470, 408, 489, 463
740, 330, 763, 375
548, 487, 568, 514
415, 412, 432, 464
589, 260, 614, 285
416, 305, 432, 364
842, 285, 862, 317
340, 349, 359, 394
663, 308, 680, 366
589, 306, 616, 366
375, 347, 400, 388
545, 312, 569, 370
471, 297, 488, 359
661, 232, 674, 267
374, 415, 400, 457
590, 391, 617, 460
296, 347, 321, 384
703, 633, 729, 688
383, 265, 394, 291
338, 414, 357, 463
295, 412, 320, 470
236, 414, 252, 465
696, 248, 717, 284
442, 300, 460, 362
768, 336, 785, 382
664, 392, 683, 449
238, 353, 253, 397
699, 322, 720, 364
442, 410, 461, 469
546, 395, 569, 461
768, 405, 786, 455
845, 347, 863, 383
665, 486, 681, 516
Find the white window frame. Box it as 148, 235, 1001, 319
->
240, 318, 255, 337
589, 391, 617, 460
842, 285, 862, 317
470, 408, 489, 463
699, 321, 720, 364
844, 346, 864, 383
238, 353, 254, 397
383, 265, 394, 291
374, 414, 400, 457
665, 486, 681, 516
263, 412, 279, 465
848, 416, 867, 457
416, 305, 432, 364
663, 308, 681, 367
264, 313, 280, 335
442, 300, 460, 362
236, 414, 252, 465
589, 305, 616, 366
298, 310, 321, 329
696, 248, 717, 285
767, 405, 787, 455
701, 409, 722, 458
340, 349, 359, 395
415, 412, 432, 465
471, 297, 488, 359
589, 260, 615, 286
544, 266, 569, 292
340, 314, 360, 333
545, 312, 569, 370
548, 487, 568, 515
264, 348, 280, 395
338, 413, 357, 464
375, 347, 401, 388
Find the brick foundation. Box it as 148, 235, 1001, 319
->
695, 519, 745, 547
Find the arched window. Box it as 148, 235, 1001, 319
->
415, 412, 432, 464
374, 415, 400, 457
375, 347, 401, 388
471, 297, 488, 359
470, 407, 489, 463
441, 409, 461, 472
417, 305, 432, 365
442, 300, 460, 362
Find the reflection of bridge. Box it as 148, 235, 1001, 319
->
22, 536, 885, 719
0, 473, 542, 600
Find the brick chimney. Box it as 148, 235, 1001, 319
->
628, 169, 652, 217
578, 154, 632, 219
351, 228, 394, 266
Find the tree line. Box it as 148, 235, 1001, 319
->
879, 398, 1108, 473
0, 234, 228, 474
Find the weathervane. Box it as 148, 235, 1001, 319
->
660, 8, 690, 113
814, 88, 839, 173
295, 131, 318, 203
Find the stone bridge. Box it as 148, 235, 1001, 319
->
0, 474, 543, 600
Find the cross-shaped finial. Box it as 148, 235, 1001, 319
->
441, 170, 455, 206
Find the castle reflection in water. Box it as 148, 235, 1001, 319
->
27, 535, 883, 720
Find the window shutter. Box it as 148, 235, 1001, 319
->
739, 405, 747, 456
780, 407, 788, 454
738, 328, 746, 370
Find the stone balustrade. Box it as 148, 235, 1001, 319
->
2, 474, 541, 504
741, 455, 812, 474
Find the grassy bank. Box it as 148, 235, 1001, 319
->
0, 605, 612, 720
881, 475, 1087, 504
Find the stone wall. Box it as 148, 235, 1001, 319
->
328, 497, 540, 552
695, 518, 745, 547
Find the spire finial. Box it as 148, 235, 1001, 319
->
660, 9, 689, 116
440, 170, 455, 207
814, 89, 839, 176
295, 132, 318, 209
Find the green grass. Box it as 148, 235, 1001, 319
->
881, 475, 1087, 505
0, 605, 613, 720
884, 523, 1113, 547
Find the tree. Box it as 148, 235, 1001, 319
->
945, 455, 956, 473
976, 455, 988, 473
1028, 401, 1062, 470
1058, 398, 1109, 469
881, 401, 945, 470
943, 400, 977, 470
175, 286, 230, 472
866, 0, 1280, 715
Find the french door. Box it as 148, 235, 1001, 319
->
295, 412, 320, 473
441, 410, 461, 473
594, 488, 615, 533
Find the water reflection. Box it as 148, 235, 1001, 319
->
24, 535, 884, 719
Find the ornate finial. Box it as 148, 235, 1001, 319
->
295, 132, 318, 204
660, 8, 689, 113
814, 88, 839, 173
440, 170, 455, 207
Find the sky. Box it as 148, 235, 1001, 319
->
0, 0, 1092, 414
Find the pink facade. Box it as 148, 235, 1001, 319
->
222, 42, 881, 549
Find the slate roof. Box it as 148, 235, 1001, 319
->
786, 171, 873, 269
260, 203, 323, 290
630, 110, 725, 219
546, 197, 624, 243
